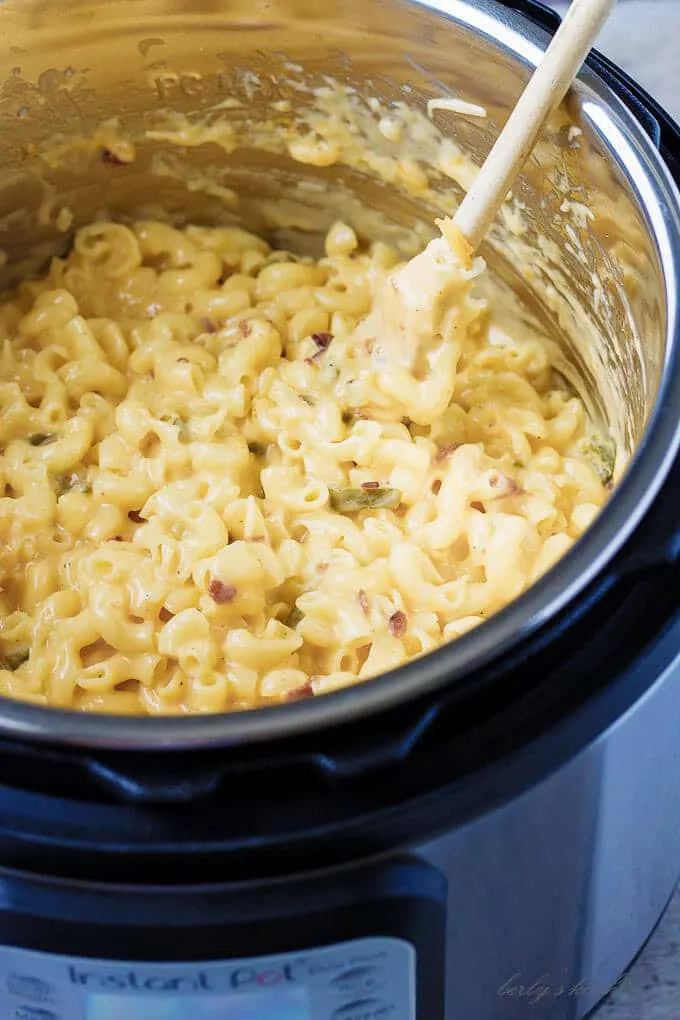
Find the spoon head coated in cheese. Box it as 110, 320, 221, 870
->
350, 219, 486, 425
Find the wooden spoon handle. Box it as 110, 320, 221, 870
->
452, 0, 615, 253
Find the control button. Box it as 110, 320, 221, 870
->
307, 960, 347, 978
330, 967, 383, 996
14, 1010, 59, 1020
331, 999, 395, 1020
6, 976, 54, 1003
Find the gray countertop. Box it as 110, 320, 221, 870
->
565, 0, 680, 122
552, 3, 680, 1017
550, 0, 680, 122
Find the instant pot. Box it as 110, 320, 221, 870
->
0, 0, 679, 1018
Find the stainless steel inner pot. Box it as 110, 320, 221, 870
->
0, 0, 678, 747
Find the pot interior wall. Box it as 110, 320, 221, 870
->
0, 0, 671, 468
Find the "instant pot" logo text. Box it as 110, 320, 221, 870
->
68, 963, 297, 993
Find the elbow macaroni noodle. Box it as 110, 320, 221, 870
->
0, 218, 609, 714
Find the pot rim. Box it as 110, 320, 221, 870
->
1, 0, 679, 750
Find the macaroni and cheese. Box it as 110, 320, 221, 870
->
0, 218, 610, 714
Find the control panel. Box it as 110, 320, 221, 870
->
0, 937, 415, 1020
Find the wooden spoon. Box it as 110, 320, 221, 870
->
360, 0, 615, 385
357, 0, 615, 403
453, 0, 615, 252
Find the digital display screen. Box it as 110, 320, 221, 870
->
85, 988, 309, 1020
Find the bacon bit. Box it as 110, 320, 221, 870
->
239, 320, 252, 337
287, 681, 314, 701
109, 535, 124, 542
471, 500, 486, 513
361, 481, 380, 490
209, 579, 238, 604
102, 148, 129, 166
393, 503, 408, 517
431, 479, 442, 495
201, 318, 217, 334
312, 331, 333, 349
159, 607, 174, 623
128, 510, 147, 523
388, 610, 407, 638
177, 357, 189, 363
435, 443, 461, 463
490, 473, 522, 496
